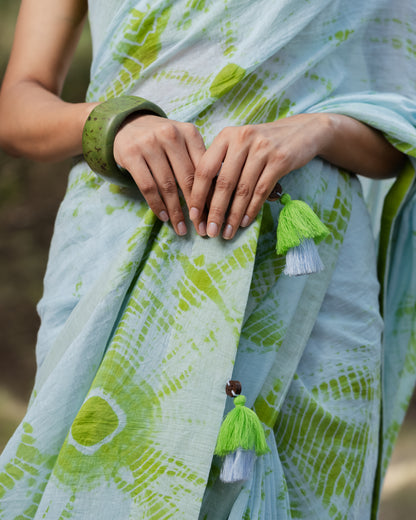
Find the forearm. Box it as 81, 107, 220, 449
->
189, 111, 408, 239
318, 113, 406, 179
0, 80, 97, 162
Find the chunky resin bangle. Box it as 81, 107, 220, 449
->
82, 96, 167, 186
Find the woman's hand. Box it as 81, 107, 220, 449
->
189, 113, 406, 240
189, 114, 329, 240
114, 114, 206, 235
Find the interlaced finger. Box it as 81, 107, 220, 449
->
195, 142, 249, 237
220, 152, 266, 239
127, 155, 170, 224
163, 129, 203, 208
189, 139, 228, 232
238, 164, 281, 229
142, 149, 187, 236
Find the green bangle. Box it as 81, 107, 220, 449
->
82, 96, 167, 186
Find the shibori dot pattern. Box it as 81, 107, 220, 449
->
52, 364, 162, 492
1, 0, 416, 518
67, 388, 127, 455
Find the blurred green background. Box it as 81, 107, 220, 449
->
0, 1, 415, 518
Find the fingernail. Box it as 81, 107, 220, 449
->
159, 210, 169, 222
190, 207, 199, 221
198, 221, 207, 235
223, 224, 233, 239
177, 221, 187, 236
207, 222, 218, 237
241, 215, 250, 227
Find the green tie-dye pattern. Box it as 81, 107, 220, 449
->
196, 68, 295, 137
198, 171, 380, 520
103, 6, 172, 100
24, 197, 258, 517
176, 0, 208, 30
381, 294, 416, 472
276, 388, 369, 511
70, 396, 120, 446
2, 1, 416, 519
333, 29, 354, 45
222, 21, 238, 57
0, 422, 55, 518
254, 176, 352, 425
209, 64, 246, 98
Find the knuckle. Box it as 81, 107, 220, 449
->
272, 148, 291, 169
218, 126, 232, 138
182, 122, 199, 137
182, 173, 195, 191
215, 175, 233, 192
208, 205, 225, 220
238, 125, 255, 142
254, 181, 270, 198
235, 182, 251, 199
140, 133, 158, 149
115, 137, 137, 159
195, 166, 212, 181
160, 178, 177, 195
158, 122, 179, 141
140, 181, 156, 197
216, 126, 237, 143
254, 136, 271, 152
169, 207, 184, 222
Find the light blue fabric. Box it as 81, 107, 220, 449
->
1, 1, 416, 518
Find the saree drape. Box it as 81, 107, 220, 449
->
1, 1, 416, 519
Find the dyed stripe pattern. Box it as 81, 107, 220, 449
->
1, 1, 416, 518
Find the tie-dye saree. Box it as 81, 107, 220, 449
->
1, 1, 416, 518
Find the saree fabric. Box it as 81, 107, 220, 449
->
1, 1, 416, 518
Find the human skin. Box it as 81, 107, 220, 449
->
0, 0, 406, 239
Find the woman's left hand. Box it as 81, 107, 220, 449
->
189, 113, 330, 239
189, 111, 406, 240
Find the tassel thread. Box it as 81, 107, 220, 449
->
284, 238, 324, 276
272, 187, 330, 276
215, 381, 269, 483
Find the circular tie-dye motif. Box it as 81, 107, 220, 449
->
68, 389, 126, 454
53, 355, 161, 494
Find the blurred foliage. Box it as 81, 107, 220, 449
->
0, 0, 92, 403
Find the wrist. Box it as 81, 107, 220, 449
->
82, 96, 167, 186
81, 101, 100, 128
314, 112, 337, 160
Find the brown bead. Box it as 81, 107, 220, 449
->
225, 380, 242, 397
267, 182, 283, 201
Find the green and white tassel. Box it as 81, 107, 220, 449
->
215, 382, 269, 483
275, 192, 330, 276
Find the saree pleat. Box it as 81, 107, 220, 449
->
199, 178, 381, 519
1, 0, 416, 518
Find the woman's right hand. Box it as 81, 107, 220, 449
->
114, 114, 206, 236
